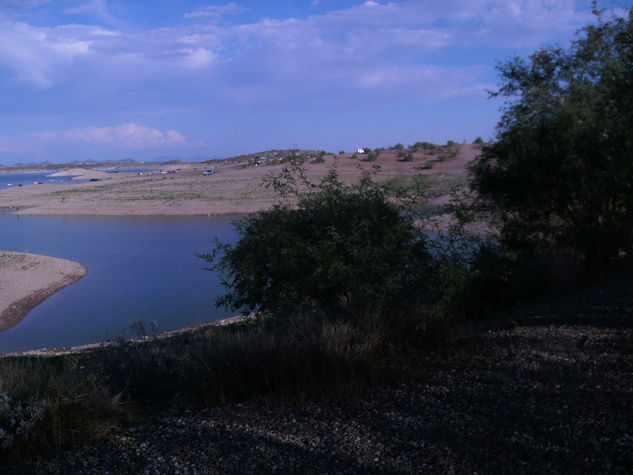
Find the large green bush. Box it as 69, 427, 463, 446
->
202, 168, 431, 323
470, 8, 633, 264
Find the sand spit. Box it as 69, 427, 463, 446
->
47, 168, 112, 181
0, 251, 87, 332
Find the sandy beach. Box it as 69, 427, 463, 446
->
0, 251, 87, 332
47, 167, 112, 181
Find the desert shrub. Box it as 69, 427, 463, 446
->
451, 243, 589, 320
88, 313, 394, 407
202, 167, 432, 324
0, 356, 126, 465
380, 174, 428, 195
470, 8, 633, 265
429, 186, 596, 321
414, 141, 436, 151
473, 136, 484, 144
0, 392, 45, 452
361, 152, 378, 162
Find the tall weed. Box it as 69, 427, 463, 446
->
0, 355, 127, 465
89, 312, 393, 407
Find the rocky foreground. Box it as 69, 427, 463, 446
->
9, 276, 633, 474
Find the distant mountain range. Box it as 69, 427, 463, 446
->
153, 155, 218, 162
2, 158, 141, 169
1, 151, 311, 169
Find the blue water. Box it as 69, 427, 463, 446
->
0, 171, 74, 189
0, 211, 238, 353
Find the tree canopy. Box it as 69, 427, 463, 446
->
470, 8, 633, 263
202, 168, 431, 322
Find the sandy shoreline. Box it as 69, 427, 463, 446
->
0, 145, 479, 217
47, 167, 112, 181
1, 314, 252, 357
0, 251, 87, 333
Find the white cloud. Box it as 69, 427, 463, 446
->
458, 0, 594, 47
38, 123, 187, 149
184, 3, 247, 20
0, 0, 601, 104
349, 63, 493, 102
62, 0, 126, 29
0, 19, 92, 88
181, 47, 216, 68
64, 2, 97, 15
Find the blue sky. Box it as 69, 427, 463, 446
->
0, 0, 629, 164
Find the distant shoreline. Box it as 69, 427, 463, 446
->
0, 145, 480, 218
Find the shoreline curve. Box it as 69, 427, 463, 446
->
0, 314, 252, 357
0, 251, 87, 333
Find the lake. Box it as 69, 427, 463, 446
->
0, 171, 72, 189
0, 210, 238, 353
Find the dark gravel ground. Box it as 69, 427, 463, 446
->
9, 276, 633, 474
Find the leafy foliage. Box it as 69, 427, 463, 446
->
202, 167, 431, 322
470, 8, 633, 263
